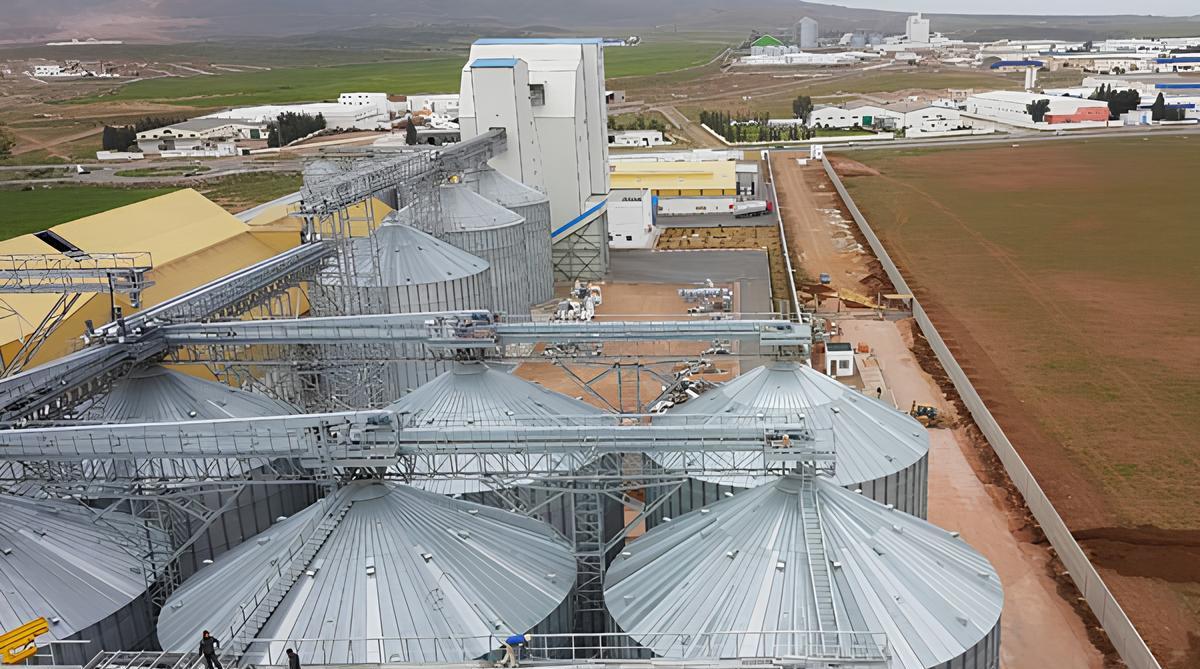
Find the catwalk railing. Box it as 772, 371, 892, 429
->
240, 630, 890, 666
821, 154, 1161, 669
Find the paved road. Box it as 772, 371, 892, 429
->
776, 124, 1200, 153
1, 157, 303, 187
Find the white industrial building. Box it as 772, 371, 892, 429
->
810, 101, 964, 134
608, 129, 670, 147
201, 92, 395, 131
407, 93, 460, 116
606, 189, 658, 248
905, 13, 931, 44
964, 90, 1111, 127
740, 50, 870, 66
794, 17, 819, 49
136, 119, 260, 156
460, 38, 611, 280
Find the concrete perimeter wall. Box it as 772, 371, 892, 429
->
819, 155, 1162, 669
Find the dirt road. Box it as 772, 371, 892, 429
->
769, 152, 872, 294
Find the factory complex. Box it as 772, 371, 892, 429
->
0, 27, 1165, 669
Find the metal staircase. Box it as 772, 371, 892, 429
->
219, 489, 354, 665
800, 475, 840, 654
85, 650, 201, 669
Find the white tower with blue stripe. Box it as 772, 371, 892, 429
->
460, 38, 611, 281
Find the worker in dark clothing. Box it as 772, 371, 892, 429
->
199, 631, 222, 669
286, 648, 301, 669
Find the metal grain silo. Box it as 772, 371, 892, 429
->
464, 167, 554, 309
88, 365, 318, 577
0, 494, 160, 665
158, 481, 575, 665
387, 360, 605, 496
438, 183, 536, 317
605, 475, 1003, 669
323, 216, 493, 401
650, 361, 929, 520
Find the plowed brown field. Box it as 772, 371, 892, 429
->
838, 137, 1200, 668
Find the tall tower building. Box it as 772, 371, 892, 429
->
794, 17, 818, 48
906, 13, 931, 44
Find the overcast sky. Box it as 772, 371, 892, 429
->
830, 0, 1197, 15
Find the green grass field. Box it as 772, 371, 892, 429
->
73, 58, 467, 107
0, 186, 178, 237
69, 38, 728, 108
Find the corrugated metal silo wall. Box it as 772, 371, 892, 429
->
54, 591, 156, 665
348, 269, 494, 403
173, 464, 320, 579
642, 452, 929, 530
508, 201, 555, 307
444, 223, 533, 318
933, 619, 1000, 669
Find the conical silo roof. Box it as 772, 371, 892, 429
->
439, 183, 524, 231
0, 494, 155, 640
386, 362, 605, 494
354, 218, 490, 287
605, 475, 1003, 668
655, 361, 928, 490
158, 482, 574, 663
466, 167, 549, 209
96, 365, 299, 421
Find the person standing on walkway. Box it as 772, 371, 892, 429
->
199, 631, 222, 669
286, 648, 301, 669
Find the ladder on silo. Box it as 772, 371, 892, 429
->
219, 487, 355, 665
800, 475, 840, 657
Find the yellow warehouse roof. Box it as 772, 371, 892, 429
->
50, 189, 254, 265
609, 160, 736, 191
0, 190, 286, 368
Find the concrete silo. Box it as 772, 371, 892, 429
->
157, 481, 575, 664
465, 167, 554, 309
438, 183, 539, 317
0, 494, 159, 665
606, 475, 1003, 669
87, 365, 319, 577
649, 361, 929, 522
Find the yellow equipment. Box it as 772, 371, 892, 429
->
909, 401, 943, 428
0, 618, 49, 664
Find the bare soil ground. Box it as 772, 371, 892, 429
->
837, 138, 1200, 668
514, 283, 739, 412
772, 149, 1120, 667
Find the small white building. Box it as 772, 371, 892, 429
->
608, 129, 670, 148
407, 93, 460, 117
606, 189, 658, 249
33, 64, 70, 77
810, 104, 901, 130
825, 342, 856, 377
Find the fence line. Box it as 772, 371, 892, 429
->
820, 155, 1161, 669
764, 152, 801, 318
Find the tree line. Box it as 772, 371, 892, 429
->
699, 96, 816, 143
267, 112, 327, 148
607, 114, 667, 132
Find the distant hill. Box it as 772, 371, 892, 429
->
3, 0, 1198, 42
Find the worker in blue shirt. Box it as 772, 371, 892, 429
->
497, 632, 533, 668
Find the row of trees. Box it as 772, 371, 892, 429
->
1150, 92, 1188, 122
102, 115, 191, 151
699, 95, 819, 144
607, 114, 667, 132
1089, 84, 1142, 119
267, 112, 327, 148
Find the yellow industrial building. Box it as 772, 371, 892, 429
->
0, 189, 392, 371
608, 160, 737, 196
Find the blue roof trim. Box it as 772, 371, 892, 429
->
474, 38, 604, 45
471, 58, 519, 68
1156, 56, 1200, 63
990, 60, 1044, 68
552, 199, 607, 239
1156, 83, 1200, 89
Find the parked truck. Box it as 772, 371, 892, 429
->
733, 200, 773, 218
